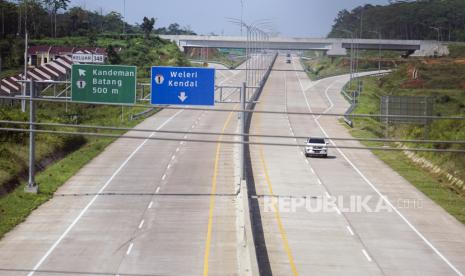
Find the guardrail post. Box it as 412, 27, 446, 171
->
25, 79, 38, 194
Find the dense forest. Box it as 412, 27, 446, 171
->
0, 0, 196, 38
328, 0, 465, 41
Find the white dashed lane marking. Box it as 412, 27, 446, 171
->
362, 249, 372, 262
126, 243, 134, 255
347, 226, 355, 236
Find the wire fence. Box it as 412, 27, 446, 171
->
1, 120, 465, 146
1, 95, 464, 120
1, 127, 464, 154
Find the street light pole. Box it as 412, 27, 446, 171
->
369, 30, 382, 74
240, 0, 244, 36
25, 79, 38, 193
122, 0, 126, 34
337, 28, 354, 88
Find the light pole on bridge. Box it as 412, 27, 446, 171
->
369, 30, 382, 75
337, 28, 355, 89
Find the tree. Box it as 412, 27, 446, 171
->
140, 16, 155, 39
103, 11, 123, 33
44, 0, 70, 37
328, 0, 465, 41
107, 45, 121, 64
167, 23, 180, 34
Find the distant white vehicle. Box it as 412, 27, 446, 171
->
305, 137, 329, 158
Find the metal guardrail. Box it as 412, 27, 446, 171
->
343, 102, 356, 128
130, 108, 157, 121
341, 86, 356, 128
341, 71, 392, 128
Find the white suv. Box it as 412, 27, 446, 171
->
305, 137, 329, 158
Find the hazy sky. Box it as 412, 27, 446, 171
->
69, 0, 389, 37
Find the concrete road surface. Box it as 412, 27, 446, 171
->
0, 63, 249, 275
1, 54, 464, 276
248, 55, 465, 275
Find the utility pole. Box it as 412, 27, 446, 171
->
22, 31, 28, 112
122, 0, 126, 34
240, 0, 244, 36
17, 0, 21, 36
25, 79, 38, 193
100, 7, 103, 33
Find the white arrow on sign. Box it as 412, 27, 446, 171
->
78, 69, 86, 77
178, 92, 188, 102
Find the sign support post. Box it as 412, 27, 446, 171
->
25, 79, 38, 193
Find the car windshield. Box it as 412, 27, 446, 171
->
309, 138, 325, 144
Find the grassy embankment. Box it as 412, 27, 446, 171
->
346, 53, 465, 223
301, 50, 405, 80
0, 36, 189, 238
189, 49, 246, 69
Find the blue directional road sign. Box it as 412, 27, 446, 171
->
151, 66, 215, 106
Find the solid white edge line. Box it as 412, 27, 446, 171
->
126, 243, 134, 255
27, 109, 184, 276
325, 192, 331, 199
138, 220, 145, 229
317, 179, 322, 185
294, 62, 463, 276
347, 226, 355, 236
362, 249, 372, 262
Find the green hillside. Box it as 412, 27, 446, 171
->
328, 0, 465, 41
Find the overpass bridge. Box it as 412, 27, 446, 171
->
160, 35, 448, 57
